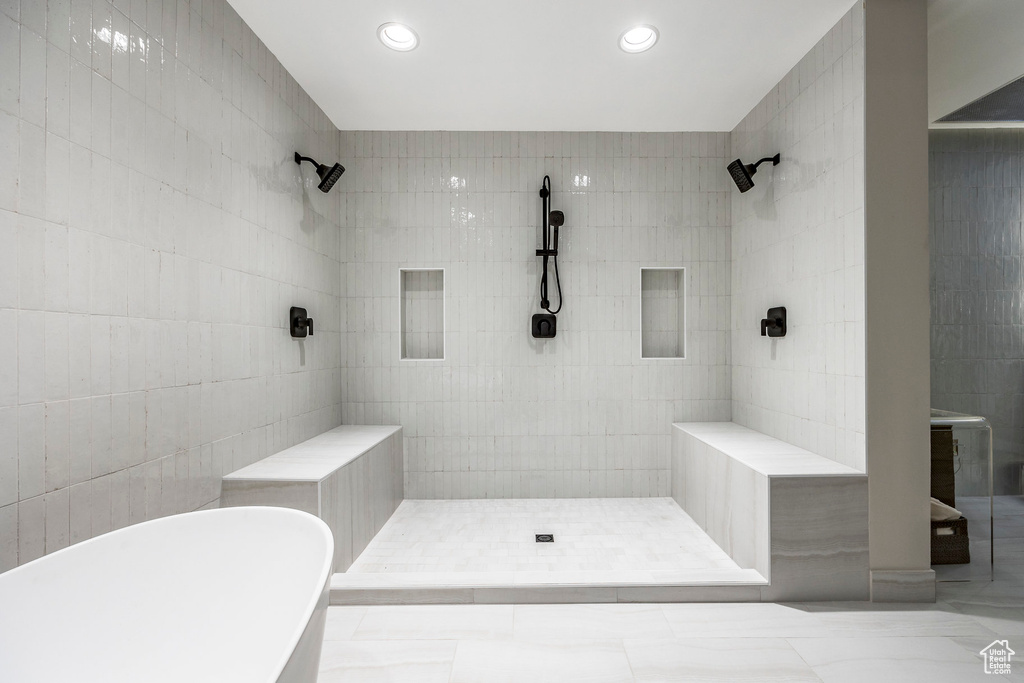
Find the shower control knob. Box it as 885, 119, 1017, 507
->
532, 313, 557, 339
290, 307, 314, 338
760, 306, 787, 338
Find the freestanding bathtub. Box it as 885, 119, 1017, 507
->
0, 506, 333, 683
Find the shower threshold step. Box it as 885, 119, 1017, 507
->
329, 568, 768, 605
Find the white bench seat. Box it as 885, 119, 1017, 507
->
676, 422, 865, 477
223, 426, 401, 482
673, 422, 869, 601
221, 425, 403, 573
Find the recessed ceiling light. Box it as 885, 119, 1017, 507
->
378, 22, 419, 52
619, 25, 659, 54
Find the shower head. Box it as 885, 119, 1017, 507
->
316, 162, 345, 193
727, 159, 757, 193
549, 210, 564, 228
727, 153, 781, 193
294, 152, 346, 193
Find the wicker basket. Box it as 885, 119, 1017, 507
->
931, 517, 971, 565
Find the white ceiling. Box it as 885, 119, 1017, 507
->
226, 0, 858, 132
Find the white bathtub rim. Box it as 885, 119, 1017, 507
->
230, 507, 334, 682
0, 506, 335, 683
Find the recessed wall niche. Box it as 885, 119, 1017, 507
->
400, 269, 445, 360
641, 267, 686, 359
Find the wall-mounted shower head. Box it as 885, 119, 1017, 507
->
727, 153, 781, 193
294, 152, 345, 193
549, 210, 564, 228
316, 162, 345, 193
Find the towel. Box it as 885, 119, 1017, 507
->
930, 497, 963, 522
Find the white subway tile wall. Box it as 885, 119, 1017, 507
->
930, 129, 1024, 496
0, 0, 344, 570
338, 131, 732, 498
730, 3, 866, 471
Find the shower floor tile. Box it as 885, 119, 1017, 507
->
347, 497, 742, 574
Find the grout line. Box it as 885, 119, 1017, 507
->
346, 605, 369, 640
447, 640, 460, 683
781, 637, 822, 682
620, 637, 638, 682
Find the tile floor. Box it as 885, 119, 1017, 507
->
934, 496, 1024, 582
347, 498, 741, 573
319, 496, 1024, 681
317, 580, 1024, 681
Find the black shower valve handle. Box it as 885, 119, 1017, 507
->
296, 314, 314, 335
289, 306, 313, 338
760, 306, 787, 337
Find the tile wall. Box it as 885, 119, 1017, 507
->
0, 0, 344, 570
339, 132, 732, 498
730, 2, 867, 470
930, 129, 1024, 495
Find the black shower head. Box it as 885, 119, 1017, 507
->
727, 153, 781, 193
294, 152, 345, 194
549, 210, 564, 227
727, 159, 756, 193
316, 162, 345, 193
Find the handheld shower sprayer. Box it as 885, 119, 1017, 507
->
548, 209, 565, 264
727, 153, 780, 193
294, 152, 345, 193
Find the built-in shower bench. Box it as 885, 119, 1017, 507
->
220, 425, 402, 573
673, 422, 869, 601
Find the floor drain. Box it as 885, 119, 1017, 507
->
535, 534, 554, 543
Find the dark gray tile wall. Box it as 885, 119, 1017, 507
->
930, 129, 1024, 495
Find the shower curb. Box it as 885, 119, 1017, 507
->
329, 573, 768, 605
